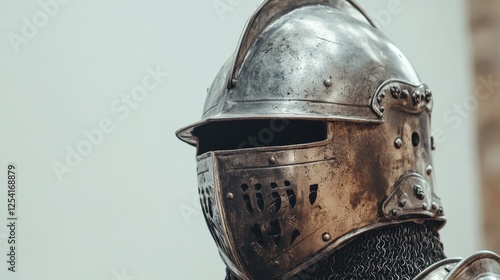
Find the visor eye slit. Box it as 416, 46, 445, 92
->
193, 120, 328, 155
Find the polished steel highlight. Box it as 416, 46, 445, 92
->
415, 251, 500, 280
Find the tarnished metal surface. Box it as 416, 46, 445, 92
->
176, 0, 448, 279
414, 258, 461, 280
193, 82, 445, 279
382, 173, 443, 221
415, 251, 500, 280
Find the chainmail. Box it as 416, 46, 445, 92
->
225, 221, 445, 280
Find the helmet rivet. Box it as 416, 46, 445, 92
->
426, 165, 433, 175
226, 193, 235, 200
324, 79, 333, 87
432, 202, 438, 210
399, 199, 407, 207
422, 203, 428, 210
438, 207, 444, 216
391, 85, 401, 98
394, 138, 403, 149
322, 233, 331, 242
380, 106, 385, 113
391, 209, 398, 216
231, 79, 238, 86
425, 90, 432, 102
413, 91, 422, 104
273, 260, 280, 267
268, 156, 277, 165
401, 89, 409, 98
380, 92, 386, 98
414, 185, 425, 200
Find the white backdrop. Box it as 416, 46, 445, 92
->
0, 0, 480, 279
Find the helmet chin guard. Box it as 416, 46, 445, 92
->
177, 1, 446, 279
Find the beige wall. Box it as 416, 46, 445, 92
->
470, 0, 500, 253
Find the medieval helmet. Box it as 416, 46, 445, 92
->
176, 0, 446, 279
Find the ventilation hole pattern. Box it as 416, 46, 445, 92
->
197, 170, 230, 255
200, 187, 214, 218
238, 181, 320, 248
271, 192, 281, 213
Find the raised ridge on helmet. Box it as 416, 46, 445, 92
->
227, 0, 379, 90
177, 8, 422, 145
176, 0, 388, 146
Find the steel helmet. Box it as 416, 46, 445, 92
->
177, 0, 446, 279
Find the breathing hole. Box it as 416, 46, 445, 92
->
284, 181, 291, 187
287, 190, 296, 208
412, 132, 420, 147
269, 220, 281, 245
241, 184, 249, 192
270, 182, 278, 189
309, 184, 319, 205
256, 193, 264, 211
255, 183, 262, 191
207, 197, 214, 218
290, 229, 301, 245
250, 224, 264, 245
199, 198, 206, 214
271, 192, 281, 213
203, 196, 208, 214
243, 194, 254, 213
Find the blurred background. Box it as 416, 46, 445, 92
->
0, 0, 497, 279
